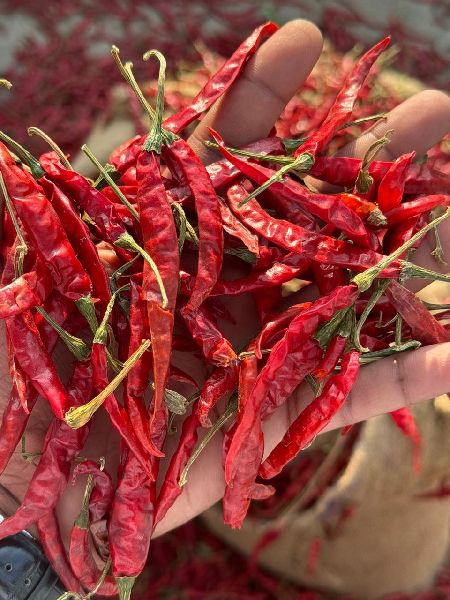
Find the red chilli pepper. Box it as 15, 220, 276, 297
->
0, 291, 73, 475
260, 349, 360, 479
223, 346, 275, 528
163, 22, 279, 134
0, 143, 93, 302
5, 310, 70, 419
136, 151, 178, 449
163, 138, 224, 310
384, 194, 450, 226
293, 37, 390, 158
385, 280, 450, 345
180, 303, 237, 367
227, 184, 391, 273
0, 260, 52, 318
36, 512, 83, 594
69, 461, 117, 596
196, 364, 239, 428
154, 411, 200, 527
377, 152, 415, 213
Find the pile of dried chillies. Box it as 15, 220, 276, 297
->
0, 23, 449, 599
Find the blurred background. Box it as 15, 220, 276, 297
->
0, 2, 449, 599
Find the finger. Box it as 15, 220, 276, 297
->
336, 89, 450, 162
188, 19, 323, 164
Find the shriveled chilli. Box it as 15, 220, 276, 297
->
260, 350, 361, 479
162, 139, 224, 310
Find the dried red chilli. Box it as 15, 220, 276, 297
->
0, 361, 93, 539
39, 173, 111, 305
304, 155, 450, 195
218, 198, 260, 255
384, 194, 450, 226
294, 37, 390, 159
312, 334, 349, 381
36, 511, 84, 594
223, 345, 275, 529
72, 460, 114, 532
163, 22, 279, 134
0, 289, 73, 473
377, 152, 415, 213
90, 338, 157, 473
135, 131, 178, 445
0, 260, 52, 318
180, 303, 237, 366
257, 285, 359, 421
109, 445, 159, 598
163, 138, 224, 310
385, 281, 450, 345
196, 363, 239, 428
0, 143, 94, 306
255, 302, 312, 359
154, 411, 200, 527
5, 310, 70, 419
260, 349, 361, 479
69, 461, 117, 596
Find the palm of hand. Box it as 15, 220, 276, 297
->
0, 20, 449, 547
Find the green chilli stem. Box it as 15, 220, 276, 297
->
74, 473, 94, 529
65, 339, 151, 429
111, 46, 155, 121
116, 576, 136, 600
171, 202, 188, 253
353, 279, 391, 352
75, 296, 99, 334
179, 396, 238, 487
352, 207, 450, 292
423, 301, 450, 311
238, 153, 314, 206
115, 232, 168, 309
27, 127, 73, 171
81, 144, 139, 220
0, 131, 44, 179
401, 262, 450, 283
395, 314, 403, 347
224, 246, 257, 264
142, 50, 174, 152
111, 255, 139, 292
355, 131, 392, 193
36, 307, 90, 361
358, 340, 421, 364
86, 557, 112, 599
0, 172, 27, 277
94, 284, 129, 344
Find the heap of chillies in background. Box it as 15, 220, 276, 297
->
0, 22, 449, 600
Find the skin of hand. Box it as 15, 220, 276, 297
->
0, 19, 449, 549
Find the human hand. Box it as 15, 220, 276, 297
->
0, 19, 449, 552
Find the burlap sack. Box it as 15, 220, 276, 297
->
202, 401, 450, 599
